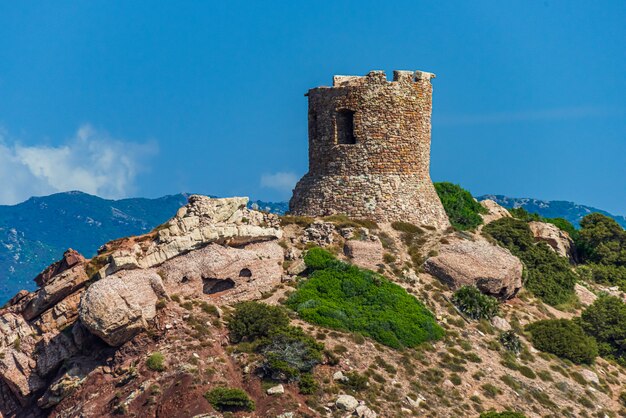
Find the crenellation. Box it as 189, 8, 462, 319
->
290, 69, 450, 229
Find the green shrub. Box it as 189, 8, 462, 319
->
304, 247, 339, 270
578, 263, 626, 291
204, 387, 255, 412
298, 373, 318, 394
434, 182, 487, 231
286, 249, 444, 349
146, 352, 165, 372
526, 319, 598, 364
342, 371, 369, 391
483, 217, 577, 306
578, 295, 626, 364
480, 412, 527, 418
391, 221, 423, 235
577, 213, 626, 267
227, 302, 323, 382
228, 301, 289, 343
499, 330, 522, 354
451, 286, 499, 320
260, 326, 324, 381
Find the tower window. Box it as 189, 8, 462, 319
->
336, 109, 356, 144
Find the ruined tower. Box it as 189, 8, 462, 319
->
289, 70, 450, 229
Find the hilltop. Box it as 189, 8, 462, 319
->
1, 191, 626, 417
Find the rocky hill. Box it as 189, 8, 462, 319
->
0, 193, 287, 304
480, 195, 626, 229
1, 195, 625, 417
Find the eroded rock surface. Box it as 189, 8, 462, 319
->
424, 239, 523, 299
158, 240, 283, 303
344, 239, 383, 271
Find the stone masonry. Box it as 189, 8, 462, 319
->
289, 70, 450, 229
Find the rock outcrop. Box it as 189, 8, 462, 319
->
479, 199, 511, 226
528, 221, 574, 260
424, 239, 523, 299
79, 270, 167, 346
158, 240, 283, 303
34, 249, 85, 287
104, 196, 282, 273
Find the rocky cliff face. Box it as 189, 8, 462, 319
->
1, 196, 624, 418
0, 195, 285, 416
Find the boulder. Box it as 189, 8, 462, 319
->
528, 221, 574, 259
79, 270, 167, 346
267, 384, 284, 395
424, 239, 523, 299
356, 405, 378, 418
491, 316, 511, 331
480, 199, 511, 226
344, 239, 383, 271
34, 249, 85, 287
336, 394, 359, 411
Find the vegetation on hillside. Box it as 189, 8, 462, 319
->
204, 387, 255, 412
434, 182, 487, 231
287, 248, 444, 349
228, 302, 324, 389
526, 319, 598, 364
482, 217, 577, 306
579, 295, 626, 365
577, 213, 626, 267
451, 286, 499, 320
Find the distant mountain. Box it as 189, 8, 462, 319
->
0, 191, 288, 303
480, 195, 626, 229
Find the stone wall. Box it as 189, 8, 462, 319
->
290, 70, 450, 229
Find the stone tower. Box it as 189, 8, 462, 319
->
289, 70, 450, 229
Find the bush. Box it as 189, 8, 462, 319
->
227, 301, 324, 383
526, 319, 598, 364
204, 387, 255, 412
146, 352, 165, 372
578, 295, 626, 364
480, 412, 527, 418
297, 373, 318, 394
286, 248, 444, 349
483, 218, 577, 306
499, 330, 522, 354
577, 263, 626, 291
304, 247, 339, 270
434, 182, 487, 231
509, 207, 542, 222
451, 286, 499, 320
228, 301, 289, 343
260, 326, 324, 381
577, 213, 626, 267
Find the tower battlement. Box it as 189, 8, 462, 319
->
289, 69, 450, 229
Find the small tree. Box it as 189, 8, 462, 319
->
451, 286, 499, 320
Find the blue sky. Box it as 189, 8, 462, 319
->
0, 1, 624, 214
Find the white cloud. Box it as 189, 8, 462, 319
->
260, 171, 299, 193
0, 125, 157, 205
